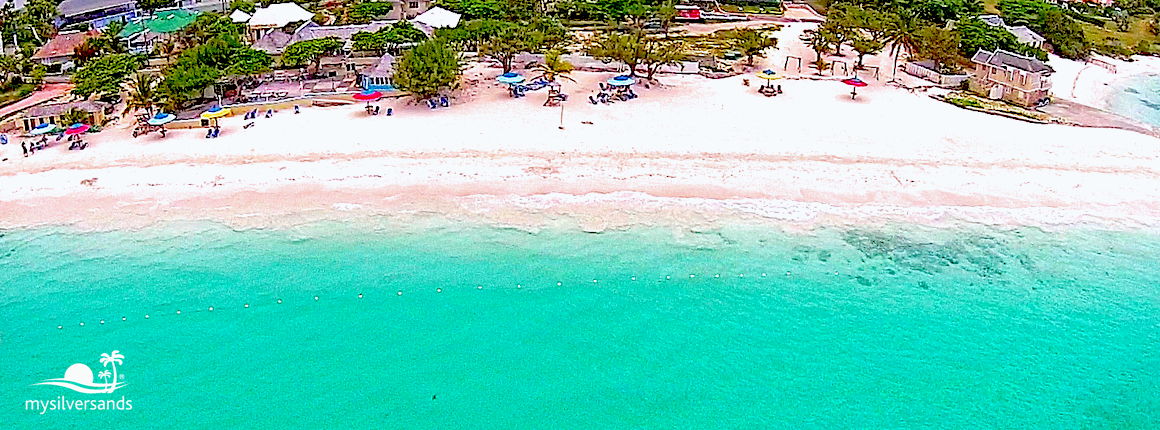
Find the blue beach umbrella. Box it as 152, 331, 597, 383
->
30, 123, 59, 136
607, 75, 636, 86
147, 112, 176, 126
496, 72, 525, 84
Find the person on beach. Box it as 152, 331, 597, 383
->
21, 140, 28, 157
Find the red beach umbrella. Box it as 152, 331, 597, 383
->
352, 90, 383, 101
842, 77, 868, 99
64, 123, 90, 136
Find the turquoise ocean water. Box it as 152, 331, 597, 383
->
1106, 73, 1160, 128
2, 219, 1159, 428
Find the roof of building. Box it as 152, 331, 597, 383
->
118, 9, 200, 38
978, 14, 1005, 26
26, 100, 111, 118
254, 21, 412, 55
1007, 25, 1046, 44
58, 0, 135, 17
362, 53, 395, 77
230, 9, 252, 23
248, 2, 315, 28
413, 7, 460, 28
31, 30, 100, 60
971, 49, 1054, 74
0, 0, 27, 10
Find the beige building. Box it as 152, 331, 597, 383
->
968, 49, 1054, 108
22, 101, 111, 132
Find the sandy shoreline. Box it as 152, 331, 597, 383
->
1051, 53, 1160, 110
2, 56, 1160, 232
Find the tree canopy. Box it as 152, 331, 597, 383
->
72, 54, 145, 100
352, 21, 428, 52
282, 37, 345, 68
392, 39, 462, 99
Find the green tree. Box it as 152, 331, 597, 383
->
282, 37, 345, 69
883, 11, 922, 81
725, 28, 777, 66
802, 27, 835, 73
232, 0, 257, 14
640, 38, 687, 79
72, 54, 144, 100
138, 0, 177, 14
851, 35, 885, 69
393, 39, 462, 100
348, 1, 394, 24
911, 26, 960, 73
123, 72, 159, 116
480, 24, 536, 73
531, 49, 574, 84
587, 32, 644, 76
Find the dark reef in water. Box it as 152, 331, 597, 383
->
840, 230, 1036, 279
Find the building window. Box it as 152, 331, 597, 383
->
409, 2, 419, 8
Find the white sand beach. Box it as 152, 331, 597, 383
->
2, 60, 1159, 232
1050, 53, 1160, 109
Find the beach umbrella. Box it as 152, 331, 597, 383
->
200, 105, 231, 126
496, 72, 525, 84
756, 69, 782, 84
842, 77, 868, 99
30, 123, 59, 136
352, 90, 383, 102
607, 75, 636, 86
147, 112, 176, 126
64, 123, 90, 136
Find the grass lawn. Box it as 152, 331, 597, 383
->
1083, 17, 1160, 55
0, 83, 37, 108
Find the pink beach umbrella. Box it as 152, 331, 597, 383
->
64, 123, 90, 136
353, 90, 383, 113
842, 77, 868, 99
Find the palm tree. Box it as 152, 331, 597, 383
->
531, 50, 575, 85
99, 350, 124, 394
97, 370, 111, 387
883, 11, 922, 82
123, 72, 159, 116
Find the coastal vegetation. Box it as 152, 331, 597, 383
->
392, 39, 463, 100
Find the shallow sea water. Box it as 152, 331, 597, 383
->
1106, 73, 1160, 128
2, 219, 1158, 428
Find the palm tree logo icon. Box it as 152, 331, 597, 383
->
99, 351, 124, 394
34, 350, 128, 394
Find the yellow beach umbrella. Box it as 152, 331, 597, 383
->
755, 69, 782, 81
200, 106, 231, 120
200, 106, 231, 127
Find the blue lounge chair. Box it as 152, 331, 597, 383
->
440, 96, 449, 107
211, 127, 221, 138
427, 99, 437, 109
206, 128, 213, 138
386, 108, 393, 116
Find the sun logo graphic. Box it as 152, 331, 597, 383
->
34, 350, 127, 394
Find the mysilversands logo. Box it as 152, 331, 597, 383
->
26, 350, 134, 414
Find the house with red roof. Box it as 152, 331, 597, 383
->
30, 30, 101, 66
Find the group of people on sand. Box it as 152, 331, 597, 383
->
589, 83, 637, 105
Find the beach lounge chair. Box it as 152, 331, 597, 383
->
206, 128, 214, 138
374, 106, 381, 115
294, 105, 301, 114
386, 108, 393, 116
244, 122, 255, 129
212, 127, 221, 138
589, 95, 598, 105
427, 99, 437, 109
440, 96, 449, 107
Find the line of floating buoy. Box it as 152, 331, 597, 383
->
56, 272, 801, 330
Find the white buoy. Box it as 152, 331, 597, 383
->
277, 299, 282, 304
398, 291, 402, 295
176, 310, 181, 315
478, 286, 483, 290
145, 315, 150, 319
631, 277, 636, 281
122, 317, 126, 321
517, 285, 521, 289
739, 274, 744, 277
244, 304, 249, 308
437, 288, 442, 293
667, 276, 671, 279
715, 274, 719, 278
79, 322, 84, 326
557, 282, 562, 286
359, 294, 363, 298
314, 296, 319, 301
786, 271, 791, 275
100, 320, 105, 324
593, 279, 597, 283
58, 325, 62, 329
762, 273, 767, 277
209, 307, 214, 311
690, 274, 695, 278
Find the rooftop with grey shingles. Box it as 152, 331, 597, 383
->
971, 49, 1054, 74
58, 0, 135, 17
